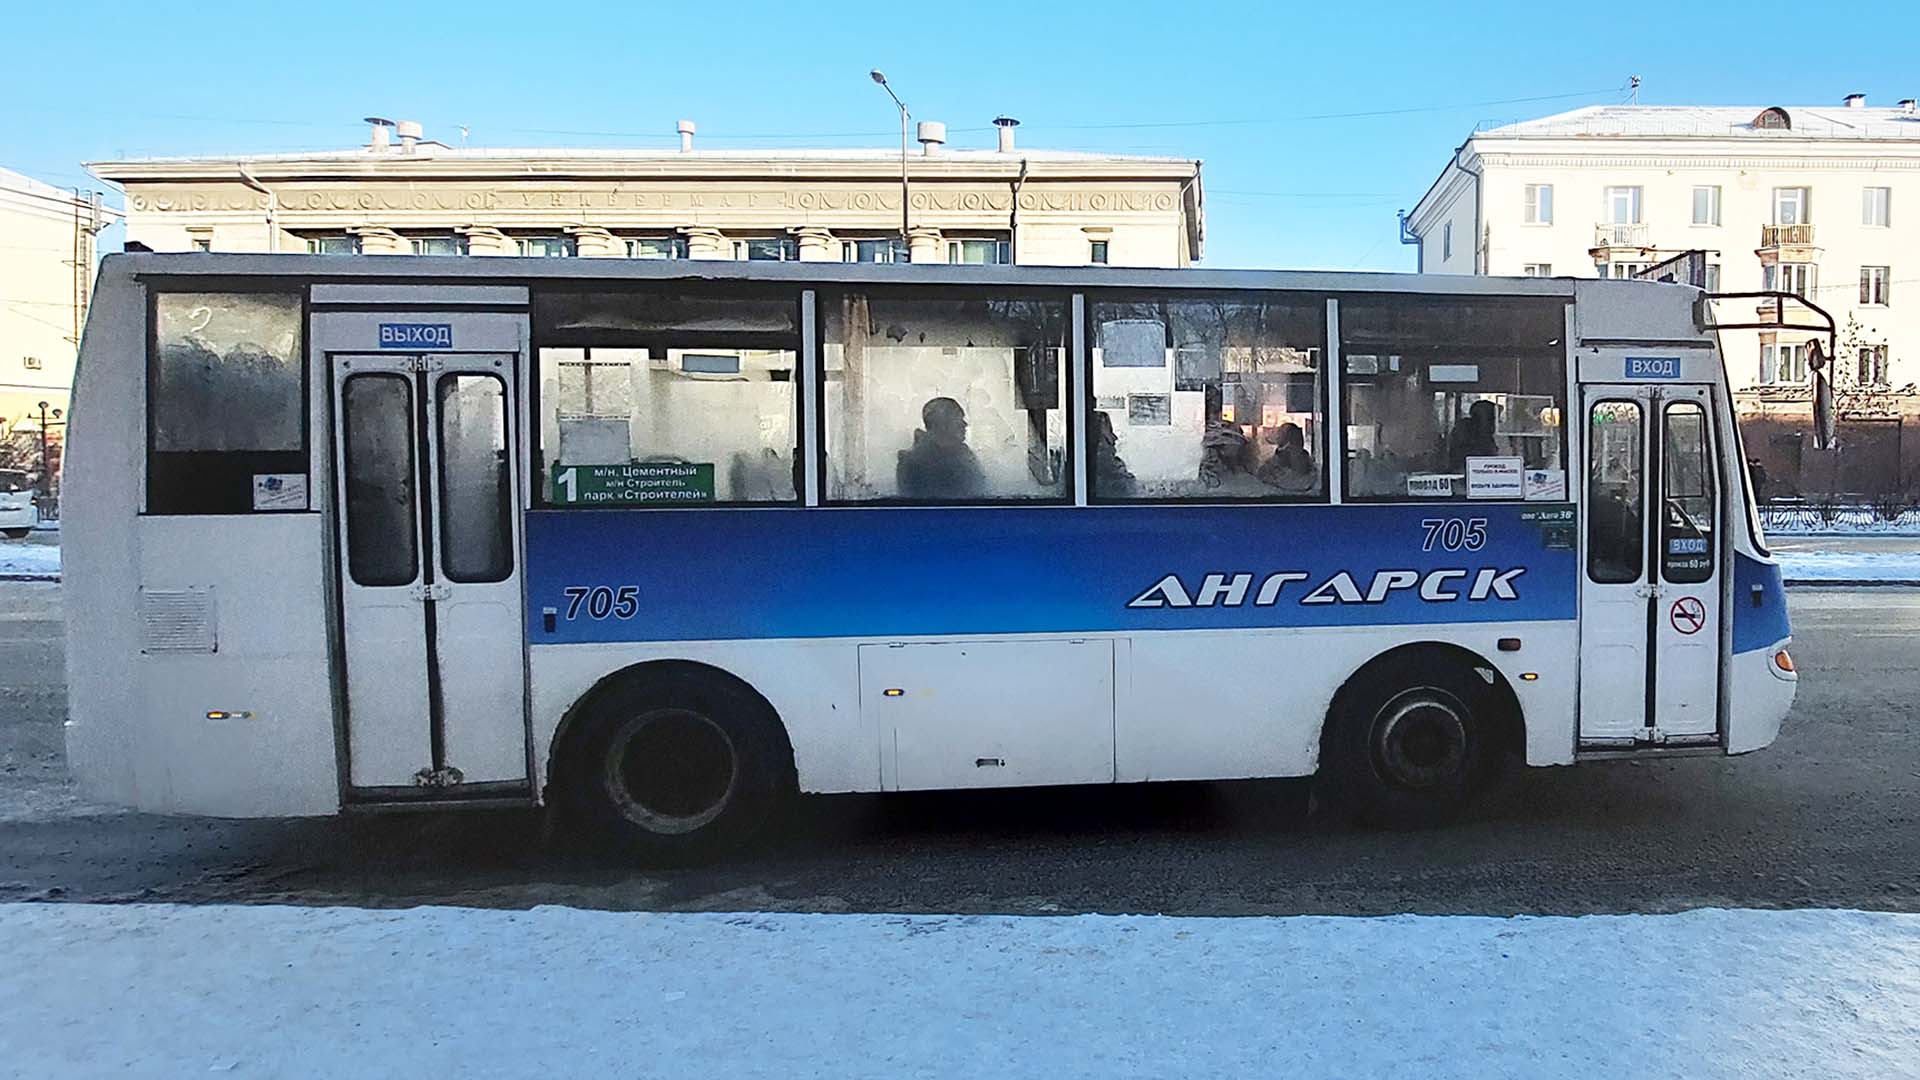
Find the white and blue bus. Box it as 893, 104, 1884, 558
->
63, 254, 1796, 858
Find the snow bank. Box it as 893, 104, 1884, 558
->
0, 543, 59, 580
1, 904, 1915, 1079
1776, 548, 1920, 584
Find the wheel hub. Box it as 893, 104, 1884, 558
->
1372, 691, 1469, 789
602, 708, 739, 834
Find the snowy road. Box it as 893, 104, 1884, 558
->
2, 903, 1915, 1079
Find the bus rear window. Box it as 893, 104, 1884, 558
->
1339, 296, 1567, 501
148, 291, 306, 515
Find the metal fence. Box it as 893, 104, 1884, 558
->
1758, 502, 1920, 533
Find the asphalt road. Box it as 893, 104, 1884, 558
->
3, 580, 1917, 916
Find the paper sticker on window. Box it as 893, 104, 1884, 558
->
251, 473, 307, 511
1406, 474, 1456, 497
1523, 468, 1566, 501
1466, 456, 1525, 499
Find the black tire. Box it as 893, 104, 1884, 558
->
1, 529, 28, 540
1319, 654, 1505, 829
554, 668, 794, 864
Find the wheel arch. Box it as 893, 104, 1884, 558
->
1320, 641, 1525, 768
543, 658, 796, 802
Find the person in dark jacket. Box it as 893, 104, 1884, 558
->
1091, 410, 1137, 498
1447, 398, 1500, 468
897, 396, 988, 499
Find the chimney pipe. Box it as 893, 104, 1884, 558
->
364, 116, 394, 152
395, 119, 423, 153
677, 119, 696, 152
917, 120, 946, 155
1844, 93, 1866, 108
1900, 99, 1917, 116
994, 115, 1020, 153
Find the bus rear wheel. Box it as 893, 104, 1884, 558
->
555, 669, 793, 864
1319, 655, 1504, 829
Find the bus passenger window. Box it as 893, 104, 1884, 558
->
1339, 297, 1567, 501
149, 291, 305, 515
532, 291, 799, 506
1089, 296, 1324, 500
1661, 401, 1716, 584
822, 291, 1067, 503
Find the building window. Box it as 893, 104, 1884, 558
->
1522, 263, 1552, 277
1691, 186, 1721, 226
843, 238, 908, 264
1605, 186, 1642, 225
735, 237, 798, 261
1863, 187, 1892, 227
22, 356, 43, 371
1861, 266, 1891, 306
1523, 184, 1553, 224
189, 237, 213, 253
1705, 264, 1722, 292
411, 235, 468, 256
1773, 187, 1811, 225
627, 236, 687, 260
1764, 262, 1816, 298
947, 238, 1011, 265
518, 236, 576, 258
821, 290, 1067, 503
1608, 262, 1653, 279
306, 234, 360, 255
1761, 342, 1808, 385
1858, 344, 1890, 385
1089, 240, 1110, 264
1442, 222, 1453, 261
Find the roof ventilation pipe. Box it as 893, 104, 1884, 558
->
365, 117, 395, 152
1899, 99, 1917, 116
395, 120, 423, 153
917, 120, 946, 155
994, 115, 1020, 153
678, 119, 696, 152
1844, 93, 1866, 108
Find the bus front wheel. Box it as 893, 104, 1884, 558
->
1319, 653, 1506, 829
554, 668, 794, 864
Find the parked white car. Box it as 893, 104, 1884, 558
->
0, 470, 38, 538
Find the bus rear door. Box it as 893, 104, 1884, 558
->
320, 303, 530, 796
1578, 383, 1722, 747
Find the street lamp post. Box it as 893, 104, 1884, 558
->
870, 70, 911, 253
36, 402, 50, 499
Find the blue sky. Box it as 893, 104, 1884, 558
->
9, 0, 1918, 269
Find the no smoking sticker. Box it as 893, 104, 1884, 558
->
1670, 596, 1707, 635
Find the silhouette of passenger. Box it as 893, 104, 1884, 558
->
1447, 399, 1500, 468
1091, 411, 1136, 498
1257, 421, 1316, 491
897, 396, 988, 499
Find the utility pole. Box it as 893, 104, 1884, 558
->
870, 70, 911, 250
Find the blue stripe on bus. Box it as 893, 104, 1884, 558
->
1731, 553, 1791, 655
524, 503, 1578, 644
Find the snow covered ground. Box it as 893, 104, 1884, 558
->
0, 542, 59, 581
1774, 548, 1920, 583
1, 904, 1915, 1079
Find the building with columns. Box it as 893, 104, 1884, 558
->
89, 118, 1204, 270
1406, 97, 1920, 499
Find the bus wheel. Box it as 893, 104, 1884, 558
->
556, 669, 793, 864
1320, 655, 1502, 829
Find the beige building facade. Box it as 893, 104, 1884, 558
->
0, 167, 113, 438
91, 119, 1204, 270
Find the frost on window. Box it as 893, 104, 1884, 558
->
822, 292, 1066, 503
152, 292, 303, 452
533, 291, 799, 505
1340, 297, 1568, 500
1090, 297, 1324, 500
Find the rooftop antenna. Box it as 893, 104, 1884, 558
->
1629, 75, 1641, 105
458, 124, 470, 147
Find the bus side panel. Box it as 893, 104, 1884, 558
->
1118, 620, 1578, 781
1725, 553, 1795, 755
528, 641, 870, 797
63, 270, 146, 809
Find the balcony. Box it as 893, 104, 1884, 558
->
1758, 223, 1817, 253
1590, 222, 1651, 256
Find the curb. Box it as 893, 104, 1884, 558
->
1785, 578, 1920, 587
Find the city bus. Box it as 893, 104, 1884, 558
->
62, 253, 1797, 859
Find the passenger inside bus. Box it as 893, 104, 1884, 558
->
896, 396, 988, 500
1090, 411, 1136, 498
1446, 399, 1501, 468
1256, 422, 1315, 491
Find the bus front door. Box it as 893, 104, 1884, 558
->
331, 353, 529, 793
1577, 385, 1722, 747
